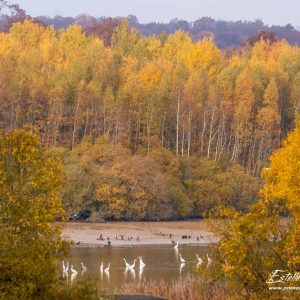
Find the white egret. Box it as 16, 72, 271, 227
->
138, 256, 145, 268
123, 258, 136, 269
62, 261, 66, 273
81, 262, 87, 272
196, 254, 203, 265
70, 265, 78, 275
179, 253, 186, 264
174, 241, 179, 249
206, 254, 212, 266
129, 259, 136, 270
123, 258, 131, 269
100, 261, 104, 272
65, 261, 69, 273
104, 263, 111, 272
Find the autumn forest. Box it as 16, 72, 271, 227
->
1, 0, 300, 297
0, 18, 299, 220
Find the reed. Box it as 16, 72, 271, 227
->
121, 275, 227, 300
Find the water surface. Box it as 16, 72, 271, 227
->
65, 245, 211, 292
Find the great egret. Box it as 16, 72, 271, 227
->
104, 263, 111, 272
123, 258, 131, 269
124, 258, 136, 270
62, 261, 66, 273
65, 261, 69, 273
138, 256, 145, 268
71, 265, 78, 275
196, 254, 203, 265
206, 254, 212, 266
174, 242, 179, 249
179, 253, 186, 264
129, 259, 136, 270
81, 262, 87, 272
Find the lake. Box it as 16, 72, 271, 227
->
64, 244, 212, 292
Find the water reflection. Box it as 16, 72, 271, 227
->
105, 270, 110, 281
129, 269, 136, 281
139, 266, 144, 280
65, 244, 211, 290
179, 262, 185, 274
174, 247, 179, 258
70, 273, 77, 286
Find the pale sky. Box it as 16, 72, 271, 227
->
13, 0, 300, 27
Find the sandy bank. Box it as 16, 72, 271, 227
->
61, 220, 218, 247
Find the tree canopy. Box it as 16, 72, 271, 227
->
210, 122, 300, 297
0, 131, 65, 298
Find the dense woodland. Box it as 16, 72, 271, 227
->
1, 2, 300, 299
0, 3, 300, 219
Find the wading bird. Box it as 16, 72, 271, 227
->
138, 256, 145, 268
123, 258, 131, 269
71, 265, 78, 275
105, 263, 111, 272
196, 254, 203, 268
196, 254, 203, 265
206, 254, 212, 266
179, 253, 186, 264
124, 258, 136, 270
65, 261, 69, 273
174, 241, 179, 249
81, 262, 87, 272
62, 261, 67, 273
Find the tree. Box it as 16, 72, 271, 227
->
210, 122, 300, 297
256, 78, 281, 163
0, 19, 299, 177
83, 17, 121, 46
247, 31, 278, 46
260, 121, 300, 268
233, 69, 256, 164
0, 130, 65, 299
0, 0, 41, 32
111, 19, 139, 56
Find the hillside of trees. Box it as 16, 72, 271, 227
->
31, 15, 300, 49
0, 16, 299, 219
1, 0, 300, 49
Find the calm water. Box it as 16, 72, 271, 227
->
63, 245, 211, 292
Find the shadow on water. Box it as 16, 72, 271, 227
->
62, 244, 211, 292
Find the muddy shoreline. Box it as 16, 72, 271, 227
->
61, 220, 218, 247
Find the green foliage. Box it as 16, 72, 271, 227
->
182, 160, 260, 216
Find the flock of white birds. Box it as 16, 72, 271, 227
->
62, 242, 212, 283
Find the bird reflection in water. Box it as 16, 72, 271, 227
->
70, 273, 77, 286
179, 263, 185, 275
104, 263, 111, 281
139, 266, 144, 280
